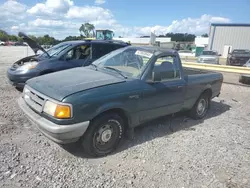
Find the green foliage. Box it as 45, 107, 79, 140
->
202, 33, 208, 37
79, 23, 95, 38
8, 35, 18, 41
0, 30, 8, 42
17, 37, 23, 42
62, 35, 85, 41
165, 33, 196, 42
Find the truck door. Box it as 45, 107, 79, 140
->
139, 55, 186, 122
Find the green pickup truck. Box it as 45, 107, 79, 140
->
18, 46, 223, 157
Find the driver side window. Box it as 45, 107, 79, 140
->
148, 55, 180, 81
64, 45, 91, 61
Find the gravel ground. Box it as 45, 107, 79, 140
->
0, 47, 250, 188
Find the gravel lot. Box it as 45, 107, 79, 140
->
0, 47, 250, 188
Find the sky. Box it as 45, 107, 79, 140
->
0, 0, 250, 39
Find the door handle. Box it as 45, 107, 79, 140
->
177, 86, 183, 89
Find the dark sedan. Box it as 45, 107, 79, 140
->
7, 32, 130, 89
226, 49, 250, 66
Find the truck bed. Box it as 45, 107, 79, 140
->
183, 67, 213, 75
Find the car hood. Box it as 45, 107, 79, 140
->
18, 32, 49, 57
26, 67, 126, 101
199, 55, 218, 59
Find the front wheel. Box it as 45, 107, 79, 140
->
189, 94, 210, 119
81, 113, 125, 157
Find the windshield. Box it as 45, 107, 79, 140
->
93, 47, 153, 78
232, 49, 250, 55
202, 51, 217, 55
40, 43, 71, 58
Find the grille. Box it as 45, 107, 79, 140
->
23, 88, 45, 113
202, 59, 217, 63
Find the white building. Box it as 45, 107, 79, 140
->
208, 23, 250, 57
195, 37, 209, 48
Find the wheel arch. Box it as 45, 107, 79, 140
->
201, 88, 212, 99
91, 107, 131, 131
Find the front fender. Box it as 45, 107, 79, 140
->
95, 102, 128, 115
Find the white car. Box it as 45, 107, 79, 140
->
0, 41, 5, 45
178, 50, 195, 57
197, 50, 221, 64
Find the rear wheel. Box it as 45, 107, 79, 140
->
81, 113, 125, 157
189, 93, 210, 119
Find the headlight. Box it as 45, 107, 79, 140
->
23, 86, 30, 99
43, 100, 72, 119
16, 62, 38, 72
23, 86, 30, 94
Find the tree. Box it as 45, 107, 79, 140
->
8, 35, 18, 41
35, 35, 58, 45
202, 33, 208, 37
165, 33, 196, 42
17, 37, 23, 42
63, 35, 83, 41
79, 23, 95, 38
0, 30, 8, 42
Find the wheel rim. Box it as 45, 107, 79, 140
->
93, 120, 121, 153
99, 124, 113, 143
197, 98, 207, 116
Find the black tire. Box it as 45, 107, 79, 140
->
81, 113, 125, 157
239, 76, 244, 83
189, 93, 210, 120
239, 75, 250, 85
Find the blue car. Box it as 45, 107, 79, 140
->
7, 32, 130, 89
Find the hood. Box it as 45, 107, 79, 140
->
18, 32, 50, 57
26, 67, 125, 101
199, 55, 218, 59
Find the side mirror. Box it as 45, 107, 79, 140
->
218, 54, 222, 56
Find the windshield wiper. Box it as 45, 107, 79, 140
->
103, 66, 127, 79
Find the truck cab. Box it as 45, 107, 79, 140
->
96, 29, 114, 40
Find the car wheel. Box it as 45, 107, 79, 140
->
81, 113, 125, 157
239, 75, 250, 85
189, 93, 210, 119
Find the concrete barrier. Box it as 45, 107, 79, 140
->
182, 62, 250, 74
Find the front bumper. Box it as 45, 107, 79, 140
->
7, 68, 39, 88
227, 60, 246, 66
18, 97, 90, 144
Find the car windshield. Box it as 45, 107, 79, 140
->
40, 43, 71, 58
232, 50, 250, 54
202, 51, 217, 55
92, 47, 153, 78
